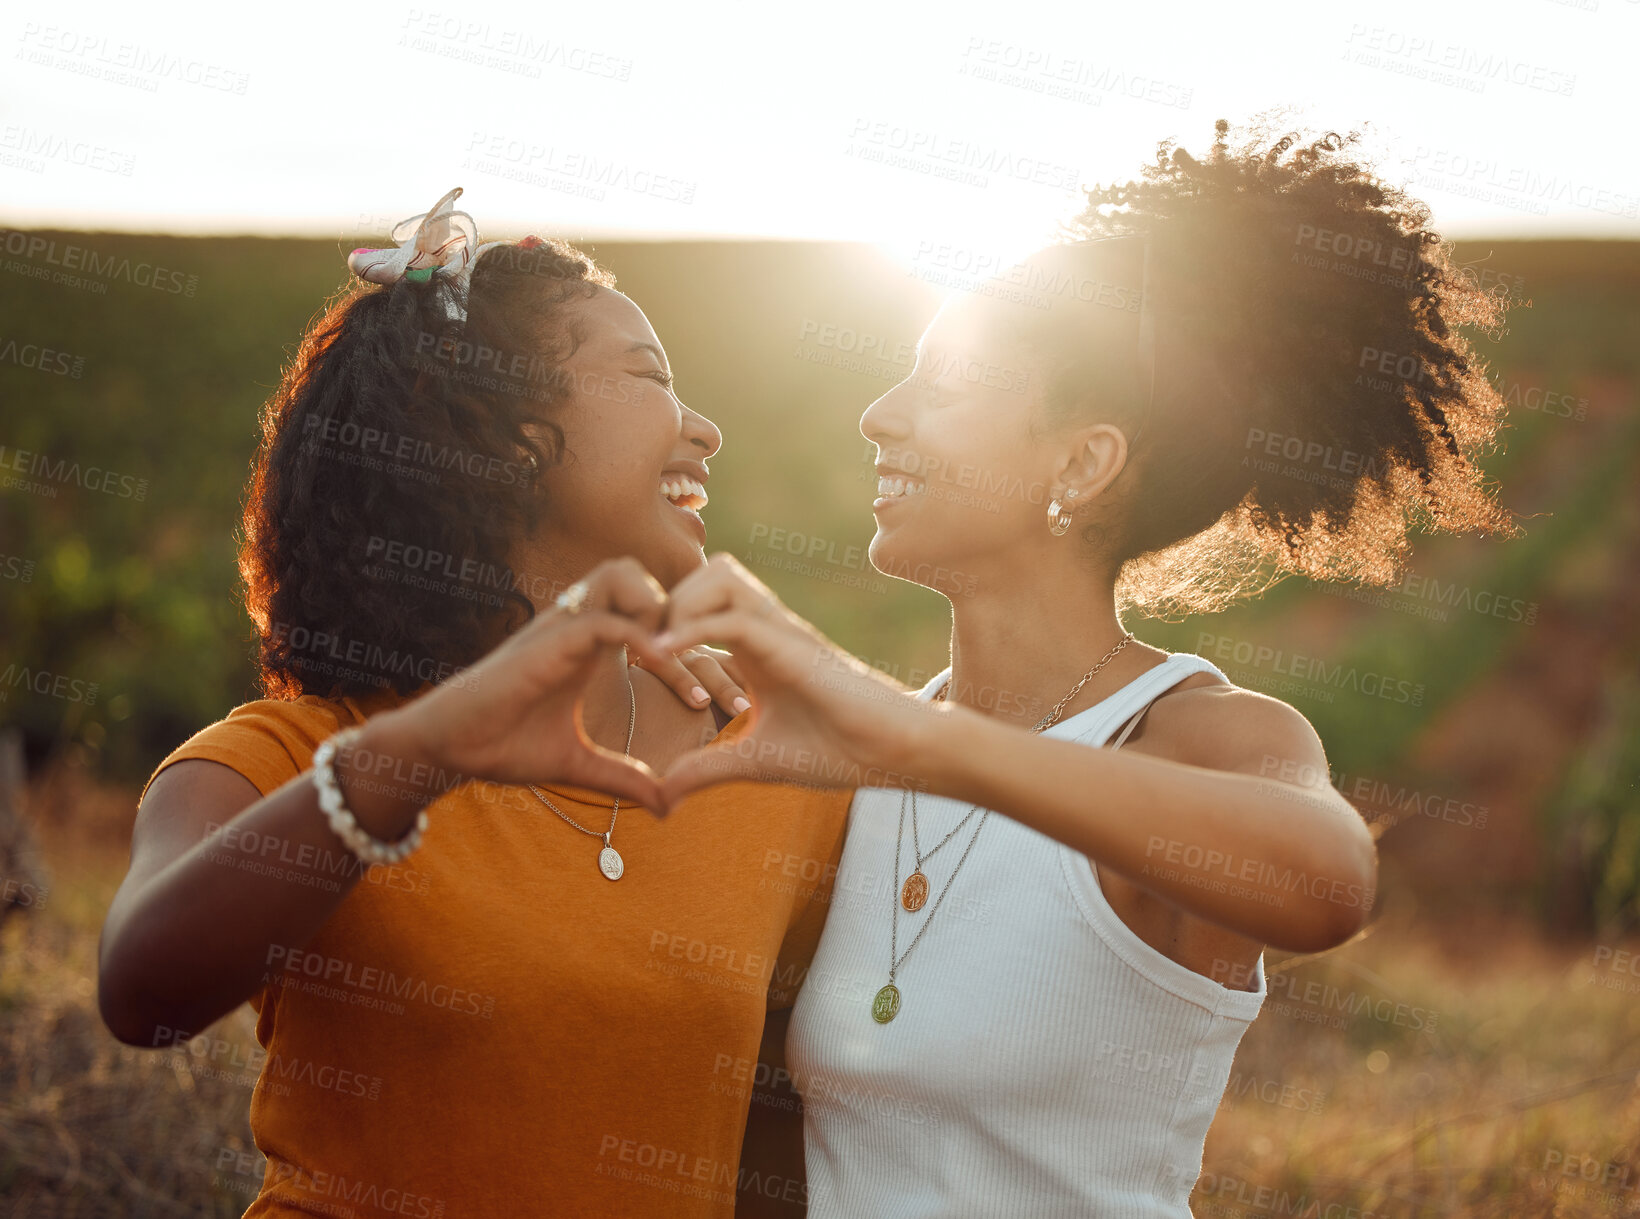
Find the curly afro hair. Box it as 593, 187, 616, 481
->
1039, 117, 1520, 617
239, 238, 614, 700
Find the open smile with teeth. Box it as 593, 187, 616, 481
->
876, 474, 927, 499
661, 475, 708, 512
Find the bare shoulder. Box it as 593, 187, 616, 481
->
1132, 670, 1328, 778
1098, 668, 1327, 990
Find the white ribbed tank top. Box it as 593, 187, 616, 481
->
787, 652, 1267, 1218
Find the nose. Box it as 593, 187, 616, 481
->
683, 404, 723, 460
860, 382, 912, 450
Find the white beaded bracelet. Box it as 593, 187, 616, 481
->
312, 727, 430, 865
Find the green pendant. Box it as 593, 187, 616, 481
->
872, 983, 901, 1024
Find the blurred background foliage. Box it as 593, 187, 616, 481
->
1, 232, 1637, 933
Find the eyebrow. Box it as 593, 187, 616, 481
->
625, 341, 669, 367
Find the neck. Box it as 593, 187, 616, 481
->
520, 554, 640, 756
945, 551, 1139, 728
577, 646, 639, 756
576, 639, 722, 774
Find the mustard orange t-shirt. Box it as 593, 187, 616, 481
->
141, 688, 850, 1218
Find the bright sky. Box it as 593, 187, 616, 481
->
4, 0, 1637, 259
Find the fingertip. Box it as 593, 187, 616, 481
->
731, 696, 751, 715
689, 685, 709, 705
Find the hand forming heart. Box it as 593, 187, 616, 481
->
648, 552, 929, 807
377, 554, 927, 818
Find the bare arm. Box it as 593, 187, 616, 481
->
902, 686, 1376, 953
98, 559, 675, 1047
656, 555, 1378, 956
97, 713, 438, 1046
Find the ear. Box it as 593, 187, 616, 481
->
1052, 423, 1130, 507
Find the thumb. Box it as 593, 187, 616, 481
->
568, 750, 671, 818
659, 743, 763, 808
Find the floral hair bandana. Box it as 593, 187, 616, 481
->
347, 186, 506, 321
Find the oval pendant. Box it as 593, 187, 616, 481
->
871, 983, 901, 1024
900, 870, 929, 912
598, 845, 624, 880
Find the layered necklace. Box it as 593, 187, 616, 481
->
871, 632, 1134, 1025
528, 646, 637, 881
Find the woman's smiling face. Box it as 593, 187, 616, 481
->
858, 242, 1149, 599
520, 286, 722, 592
857, 298, 1054, 597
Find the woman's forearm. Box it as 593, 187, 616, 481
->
98, 713, 441, 1045
901, 705, 1377, 953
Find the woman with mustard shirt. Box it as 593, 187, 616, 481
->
96, 190, 846, 1217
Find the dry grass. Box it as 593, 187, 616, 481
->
1198, 895, 1640, 1218
3, 769, 1637, 1216
1, 768, 261, 1218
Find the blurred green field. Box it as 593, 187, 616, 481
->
2, 232, 1639, 1214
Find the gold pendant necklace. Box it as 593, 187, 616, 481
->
875, 632, 1134, 1023
528, 647, 638, 881
901, 767, 977, 911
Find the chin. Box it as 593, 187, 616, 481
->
866, 529, 950, 596
646, 531, 708, 589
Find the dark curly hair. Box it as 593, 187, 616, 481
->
239, 237, 614, 700
1035, 117, 1520, 617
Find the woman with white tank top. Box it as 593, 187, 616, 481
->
657, 123, 1513, 1215
787, 655, 1267, 1217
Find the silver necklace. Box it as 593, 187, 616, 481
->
873, 632, 1135, 1024
528, 647, 637, 881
